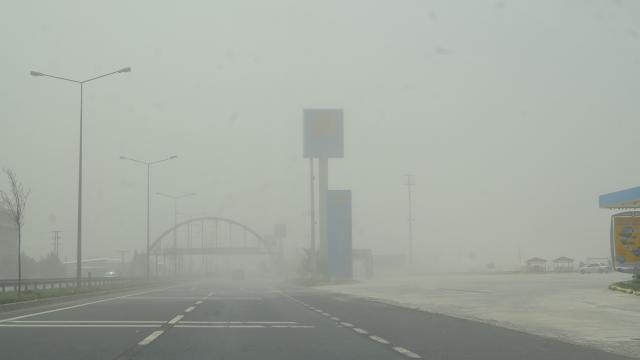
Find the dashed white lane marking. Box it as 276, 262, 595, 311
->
276, 288, 424, 360
393, 346, 422, 359
168, 315, 184, 325
353, 327, 369, 334
184, 306, 195, 313
195, 300, 203, 305
369, 335, 390, 344
138, 330, 164, 345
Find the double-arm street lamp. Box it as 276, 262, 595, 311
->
120, 155, 177, 280
156, 192, 196, 274
31, 67, 131, 286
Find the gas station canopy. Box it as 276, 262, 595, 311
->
599, 186, 640, 209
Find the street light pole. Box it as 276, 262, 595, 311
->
173, 198, 177, 272
156, 192, 196, 275
405, 174, 415, 272
309, 158, 316, 275
78, 82, 83, 285
31, 67, 131, 287
120, 155, 177, 280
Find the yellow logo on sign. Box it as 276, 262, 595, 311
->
614, 216, 640, 264
311, 118, 338, 136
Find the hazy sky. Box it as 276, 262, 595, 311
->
2, 0, 640, 271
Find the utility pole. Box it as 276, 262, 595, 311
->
309, 158, 316, 275
405, 174, 415, 271
51, 230, 62, 258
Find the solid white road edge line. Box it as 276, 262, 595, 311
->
8, 320, 164, 323
0, 284, 181, 323
179, 321, 297, 324
173, 325, 315, 329
0, 324, 159, 328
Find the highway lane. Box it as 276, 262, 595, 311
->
0, 279, 634, 359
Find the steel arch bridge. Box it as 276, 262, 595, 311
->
149, 217, 278, 275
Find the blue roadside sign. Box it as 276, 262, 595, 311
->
327, 190, 352, 279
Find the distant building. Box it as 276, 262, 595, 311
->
525, 257, 547, 272
0, 208, 18, 279
552, 257, 574, 272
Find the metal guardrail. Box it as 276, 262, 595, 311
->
0, 277, 126, 293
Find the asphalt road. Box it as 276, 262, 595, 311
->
0, 279, 633, 360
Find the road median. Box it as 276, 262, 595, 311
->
609, 279, 640, 296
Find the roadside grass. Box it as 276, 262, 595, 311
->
609, 279, 640, 294
0, 280, 159, 305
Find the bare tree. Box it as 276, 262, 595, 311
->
0, 168, 30, 293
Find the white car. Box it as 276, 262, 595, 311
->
579, 263, 610, 274
103, 271, 118, 278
